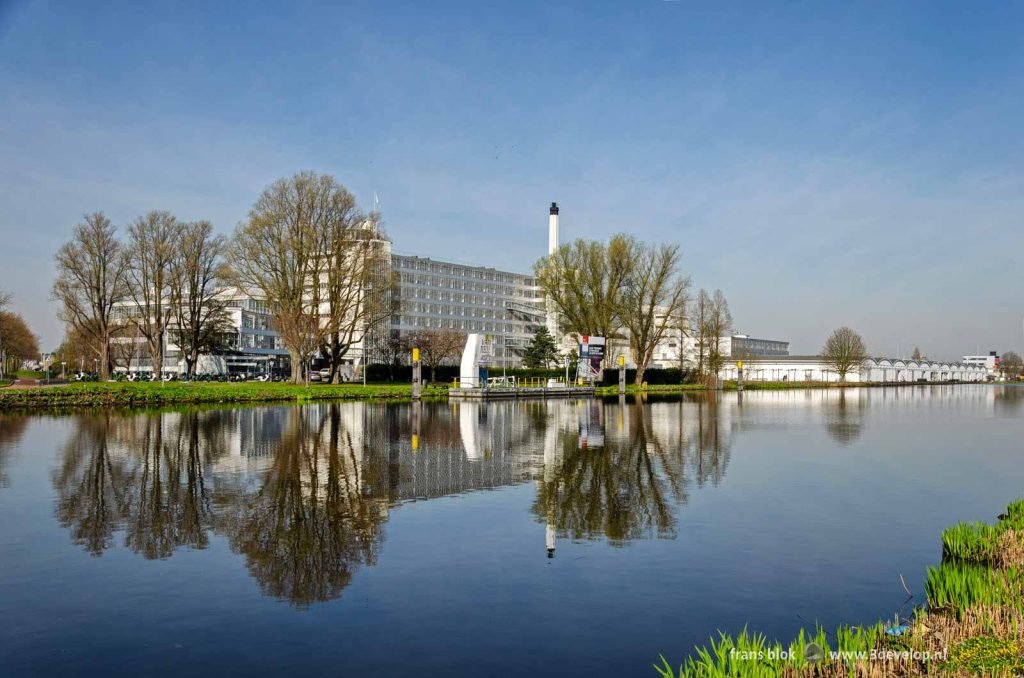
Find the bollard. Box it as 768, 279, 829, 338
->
736, 360, 744, 393
412, 348, 421, 400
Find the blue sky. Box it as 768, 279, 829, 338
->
1, 0, 1022, 357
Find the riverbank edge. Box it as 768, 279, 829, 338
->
654, 500, 1024, 677
0, 382, 450, 410
0, 380, 993, 410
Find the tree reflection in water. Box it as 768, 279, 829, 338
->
50, 397, 737, 601
533, 396, 732, 545
824, 390, 865, 446
216, 405, 387, 607
54, 411, 230, 558
53, 413, 131, 555
0, 413, 29, 487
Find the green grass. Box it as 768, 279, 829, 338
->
941, 508, 1024, 565
0, 380, 448, 409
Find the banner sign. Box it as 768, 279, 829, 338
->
577, 335, 605, 382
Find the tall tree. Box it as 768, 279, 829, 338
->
700, 289, 732, 383
320, 209, 393, 384
170, 221, 231, 377
126, 211, 181, 375
0, 290, 10, 376
616, 240, 690, 385
821, 326, 868, 382
518, 326, 561, 369
690, 290, 710, 379
52, 212, 130, 379
534, 235, 633, 346
228, 172, 333, 384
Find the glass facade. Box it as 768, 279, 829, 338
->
390, 255, 543, 366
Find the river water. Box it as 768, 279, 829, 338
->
1, 385, 1022, 676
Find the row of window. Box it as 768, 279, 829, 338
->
393, 258, 532, 284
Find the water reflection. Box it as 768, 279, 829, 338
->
0, 413, 29, 487
44, 386, 1018, 605
824, 390, 865, 446
216, 406, 387, 607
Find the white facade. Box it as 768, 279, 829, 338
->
718, 356, 988, 383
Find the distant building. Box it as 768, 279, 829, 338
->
719, 356, 987, 383
649, 333, 790, 369
962, 351, 999, 378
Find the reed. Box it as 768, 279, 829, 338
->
655, 499, 1024, 677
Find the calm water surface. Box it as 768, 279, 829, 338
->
1, 386, 1023, 676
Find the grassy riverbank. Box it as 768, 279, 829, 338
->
0, 381, 448, 409
655, 500, 1024, 676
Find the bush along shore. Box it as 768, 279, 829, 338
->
654, 500, 1024, 677
0, 381, 449, 409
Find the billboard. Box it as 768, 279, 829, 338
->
577, 335, 605, 382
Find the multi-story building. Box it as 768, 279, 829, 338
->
962, 352, 999, 378
648, 333, 790, 370
388, 254, 544, 367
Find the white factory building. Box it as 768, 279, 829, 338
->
718, 356, 988, 383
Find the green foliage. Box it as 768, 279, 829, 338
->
517, 326, 561, 369
942, 522, 1006, 564
0, 381, 447, 410
925, 564, 1023, 616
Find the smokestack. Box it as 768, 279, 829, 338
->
546, 202, 560, 338
548, 202, 559, 255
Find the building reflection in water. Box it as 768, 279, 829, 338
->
70, 387, 1024, 602
50, 397, 739, 604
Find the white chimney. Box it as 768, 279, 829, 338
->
548, 202, 559, 255
546, 202, 560, 338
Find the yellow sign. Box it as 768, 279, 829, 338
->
618, 355, 625, 367
412, 348, 420, 362
737, 361, 743, 369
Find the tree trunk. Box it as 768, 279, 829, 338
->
288, 348, 303, 384
634, 365, 646, 387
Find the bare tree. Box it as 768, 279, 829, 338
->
320, 209, 393, 384
697, 289, 732, 384
617, 240, 690, 385
408, 329, 465, 382
228, 173, 333, 384
125, 211, 181, 375
821, 326, 868, 382
367, 329, 409, 381
170, 221, 231, 377
690, 290, 710, 379
52, 213, 129, 379
535, 235, 633, 345
1000, 351, 1023, 379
